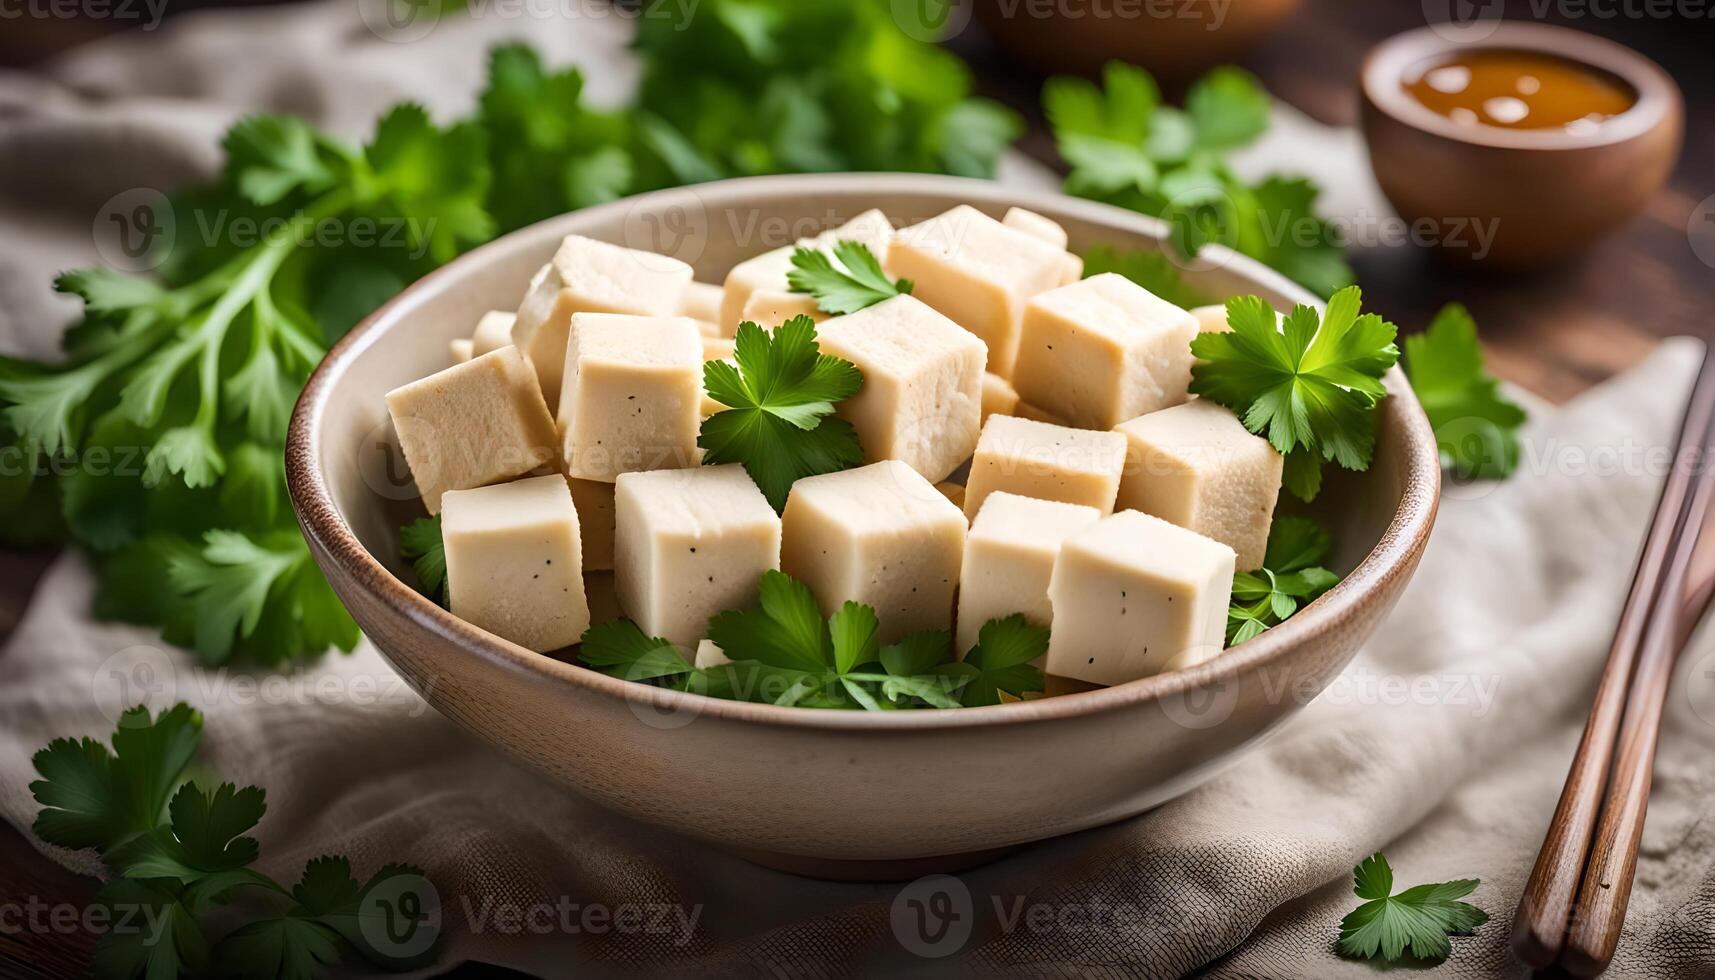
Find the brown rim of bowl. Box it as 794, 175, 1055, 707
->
285, 172, 1441, 734
1362, 23, 1681, 152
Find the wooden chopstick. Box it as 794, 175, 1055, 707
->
1559, 424, 1715, 975
1511, 345, 1715, 969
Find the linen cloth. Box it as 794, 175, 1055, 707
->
3, 4, 1714, 977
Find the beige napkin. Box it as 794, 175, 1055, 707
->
4, 4, 1715, 977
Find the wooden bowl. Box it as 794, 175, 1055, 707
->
285, 174, 1440, 880
1360, 24, 1682, 268
973, 0, 1301, 80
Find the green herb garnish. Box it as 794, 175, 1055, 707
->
399, 515, 449, 607
787, 241, 912, 315
1226, 517, 1341, 645
1404, 303, 1527, 481
30, 704, 436, 978
1190, 287, 1400, 501
698, 316, 865, 512
1337, 852, 1488, 964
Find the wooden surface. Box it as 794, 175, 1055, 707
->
2, 1, 1712, 976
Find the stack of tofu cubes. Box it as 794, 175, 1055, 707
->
385, 202, 1286, 691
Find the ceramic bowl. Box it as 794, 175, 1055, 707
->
973, 0, 1301, 80
286, 174, 1440, 880
1360, 23, 1682, 267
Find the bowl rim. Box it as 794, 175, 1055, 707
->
1361, 22, 1682, 152
285, 172, 1441, 733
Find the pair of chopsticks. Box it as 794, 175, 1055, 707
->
1511, 345, 1715, 975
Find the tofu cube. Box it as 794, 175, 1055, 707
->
614, 465, 782, 647
981, 372, 1020, 424
559, 314, 703, 482
1002, 207, 1068, 249
740, 289, 826, 328
888, 205, 1068, 377
702, 336, 736, 362
1013, 272, 1198, 429
1015, 401, 1071, 426
817, 295, 986, 484
566, 476, 616, 572
449, 338, 473, 363
956, 492, 1101, 655
719, 209, 892, 335
694, 639, 732, 669
1190, 303, 1231, 334
680, 280, 724, 324
781, 460, 966, 641
441, 474, 590, 652
1046, 510, 1235, 686
1114, 401, 1283, 571
962, 414, 1127, 520
512, 235, 693, 411
385, 347, 559, 513
471, 310, 516, 357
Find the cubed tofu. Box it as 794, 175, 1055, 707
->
740, 289, 825, 328
1014, 401, 1072, 426
1114, 401, 1283, 571
718, 209, 893, 335
680, 280, 724, 323
781, 460, 966, 641
694, 639, 732, 669
512, 236, 693, 412
702, 336, 735, 362
962, 414, 1127, 520
566, 476, 616, 571
1013, 273, 1198, 430
817, 295, 986, 483
614, 464, 782, 647
471, 310, 516, 357
888, 205, 1068, 377
1190, 303, 1231, 334
385, 347, 559, 513
981, 372, 1020, 424
1002, 207, 1068, 249
449, 338, 473, 363
559, 314, 703, 482
441, 474, 591, 652
1046, 510, 1235, 686
956, 492, 1101, 655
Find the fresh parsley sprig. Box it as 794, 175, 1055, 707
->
1226, 517, 1341, 646
787, 240, 913, 315
698, 316, 865, 511
1338, 852, 1488, 964
577, 571, 1047, 710
399, 515, 449, 608
1190, 287, 1400, 501
30, 704, 436, 979
1404, 303, 1527, 481
1044, 61, 1352, 297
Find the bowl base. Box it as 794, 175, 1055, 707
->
728, 843, 1023, 882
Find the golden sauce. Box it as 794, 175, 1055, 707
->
1402, 50, 1636, 133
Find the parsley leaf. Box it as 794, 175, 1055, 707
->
1190, 288, 1400, 502
578, 620, 695, 682
698, 316, 865, 511
787, 241, 913, 315
1404, 303, 1527, 481
167, 530, 359, 667
934, 614, 1049, 706
1338, 852, 1488, 963
398, 516, 449, 607
31, 704, 441, 979
1045, 61, 1353, 296
1226, 517, 1342, 646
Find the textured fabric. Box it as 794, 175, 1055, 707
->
3, 4, 1715, 978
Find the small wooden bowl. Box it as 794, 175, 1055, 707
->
285, 174, 1440, 880
1360, 24, 1682, 268
973, 0, 1301, 80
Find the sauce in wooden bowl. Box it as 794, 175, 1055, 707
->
1402, 50, 1636, 134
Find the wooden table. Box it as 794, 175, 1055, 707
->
2, 1, 1711, 975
